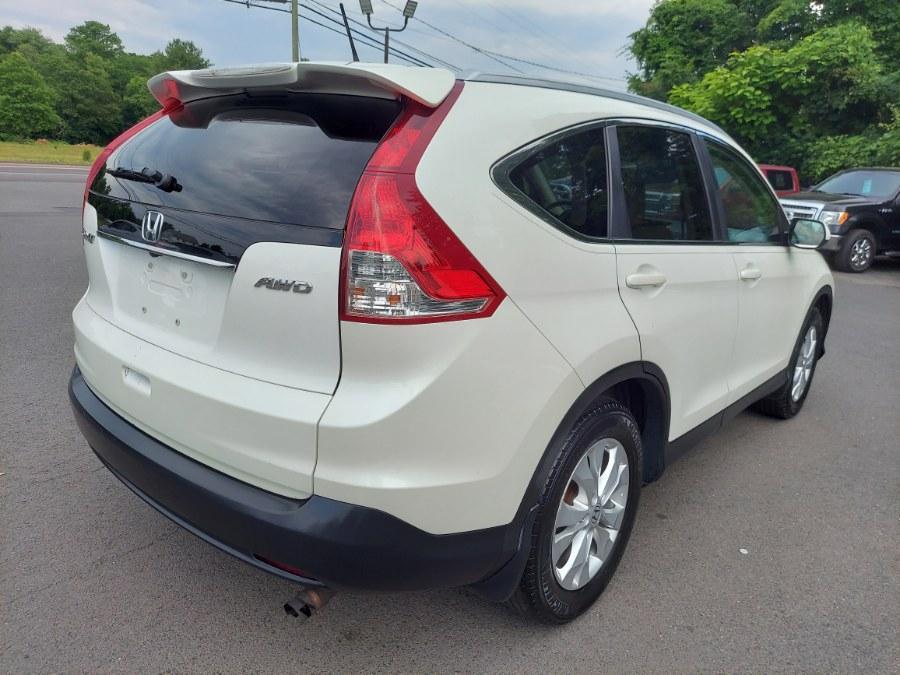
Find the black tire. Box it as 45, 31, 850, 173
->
507, 399, 642, 623
753, 307, 824, 419
834, 229, 876, 272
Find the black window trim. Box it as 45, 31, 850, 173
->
491, 119, 615, 244
491, 116, 784, 247
696, 133, 790, 247
609, 119, 727, 245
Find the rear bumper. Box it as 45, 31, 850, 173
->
69, 367, 515, 591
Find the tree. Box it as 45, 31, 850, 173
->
0, 52, 60, 138
159, 39, 210, 70
122, 75, 159, 127
629, 0, 899, 183
40, 50, 122, 144
0, 26, 52, 56
64, 21, 124, 59
628, 0, 754, 99
756, 0, 820, 45
0, 22, 210, 143
668, 22, 891, 181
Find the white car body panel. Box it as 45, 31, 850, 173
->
73, 299, 324, 498
316, 301, 582, 533
81, 203, 342, 394
727, 247, 832, 403
614, 245, 738, 438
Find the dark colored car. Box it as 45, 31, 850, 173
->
780, 167, 900, 272
759, 163, 800, 196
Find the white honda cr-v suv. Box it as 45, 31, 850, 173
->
70, 62, 834, 623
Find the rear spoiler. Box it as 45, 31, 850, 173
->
148, 62, 456, 110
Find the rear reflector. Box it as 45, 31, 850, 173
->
340, 82, 505, 324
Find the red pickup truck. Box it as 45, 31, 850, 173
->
758, 164, 800, 196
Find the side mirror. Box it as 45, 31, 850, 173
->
790, 218, 829, 249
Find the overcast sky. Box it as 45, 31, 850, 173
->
0, 0, 654, 90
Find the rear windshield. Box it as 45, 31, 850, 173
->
766, 170, 794, 191
91, 93, 401, 229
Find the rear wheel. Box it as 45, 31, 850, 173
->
835, 229, 875, 272
753, 307, 824, 419
507, 399, 641, 623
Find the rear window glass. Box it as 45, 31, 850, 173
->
766, 170, 794, 191
91, 93, 400, 229
505, 127, 609, 239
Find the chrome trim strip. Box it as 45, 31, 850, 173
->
96, 230, 236, 269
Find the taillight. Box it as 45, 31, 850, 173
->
340, 82, 505, 324
83, 109, 167, 204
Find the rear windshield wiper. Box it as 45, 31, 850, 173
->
107, 166, 182, 193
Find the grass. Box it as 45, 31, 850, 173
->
0, 140, 104, 166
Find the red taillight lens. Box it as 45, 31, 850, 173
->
340, 82, 505, 324
83, 109, 167, 204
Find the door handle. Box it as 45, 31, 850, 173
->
739, 267, 762, 281
625, 272, 667, 288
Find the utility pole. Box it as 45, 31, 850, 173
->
291, 0, 300, 61
256, 0, 300, 61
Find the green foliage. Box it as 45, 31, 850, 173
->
0, 26, 52, 56
756, 0, 819, 45
82, 148, 92, 162
630, 1, 900, 182
0, 22, 210, 145
160, 39, 210, 70
804, 108, 900, 183
65, 21, 124, 59
0, 52, 60, 139
629, 0, 754, 99
122, 75, 159, 128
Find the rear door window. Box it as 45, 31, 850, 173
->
501, 126, 609, 240
616, 126, 713, 242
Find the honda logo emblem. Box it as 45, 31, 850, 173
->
141, 211, 165, 243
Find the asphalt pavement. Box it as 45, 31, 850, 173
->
1, 164, 898, 673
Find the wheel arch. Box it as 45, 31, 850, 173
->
811, 284, 834, 355
845, 215, 887, 249
471, 361, 670, 602
526, 361, 671, 504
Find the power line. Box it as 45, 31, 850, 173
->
481, 0, 580, 65
221, 0, 431, 66
306, 0, 460, 70
378, 0, 627, 85
378, 0, 526, 74
478, 50, 628, 86
298, 0, 433, 65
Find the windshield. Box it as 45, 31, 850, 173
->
814, 170, 900, 200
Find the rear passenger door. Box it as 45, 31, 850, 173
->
699, 137, 804, 402
611, 124, 738, 439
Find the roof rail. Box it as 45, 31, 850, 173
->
464, 73, 728, 136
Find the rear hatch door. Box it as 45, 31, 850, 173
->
85, 91, 400, 393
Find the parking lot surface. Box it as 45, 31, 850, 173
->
1, 164, 898, 673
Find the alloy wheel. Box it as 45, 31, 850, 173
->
552, 438, 629, 591
850, 237, 873, 270
791, 325, 817, 402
